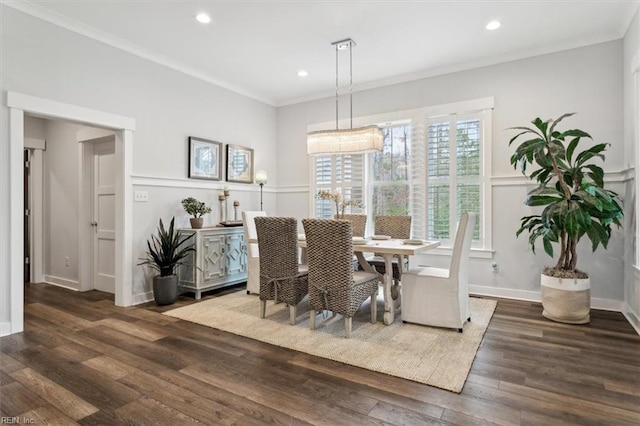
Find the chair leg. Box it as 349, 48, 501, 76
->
309, 310, 316, 330
260, 299, 266, 318
370, 291, 377, 323
289, 305, 296, 325
458, 328, 463, 333
467, 317, 471, 322
345, 317, 352, 338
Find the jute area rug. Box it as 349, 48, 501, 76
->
164, 292, 497, 393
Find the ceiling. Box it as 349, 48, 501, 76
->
7, 0, 639, 106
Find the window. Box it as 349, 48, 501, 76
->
369, 124, 411, 217
312, 154, 364, 219
310, 98, 492, 251
425, 113, 482, 243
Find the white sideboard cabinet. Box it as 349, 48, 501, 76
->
178, 226, 247, 299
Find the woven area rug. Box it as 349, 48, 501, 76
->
164, 292, 497, 393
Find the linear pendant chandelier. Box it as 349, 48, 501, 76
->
307, 38, 383, 155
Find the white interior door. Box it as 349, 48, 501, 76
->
93, 140, 116, 293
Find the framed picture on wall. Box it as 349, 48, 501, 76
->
226, 144, 254, 184
188, 137, 222, 180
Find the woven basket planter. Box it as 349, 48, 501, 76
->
540, 273, 590, 324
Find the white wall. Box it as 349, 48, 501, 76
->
25, 116, 46, 139
623, 8, 640, 330
277, 41, 627, 306
42, 120, 82, 288
1, 5, 277, 328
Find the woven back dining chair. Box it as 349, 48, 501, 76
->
368, 215, 412, 281
335, 214, 367, 238
302, 218, 379, 338
255, 217, 309, 325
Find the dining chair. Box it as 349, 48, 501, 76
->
335, 214, 367, 238
367, 215, 412, 282
242, 210, 266, 294
255, 217, 309, 325
401, 213, 476, 332
302, 218, 379, 338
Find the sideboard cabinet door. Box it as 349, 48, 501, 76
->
178, 227, 247, 299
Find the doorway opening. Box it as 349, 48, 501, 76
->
7, 91, 136, 335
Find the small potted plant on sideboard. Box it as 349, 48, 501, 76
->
182, 197, 212, 229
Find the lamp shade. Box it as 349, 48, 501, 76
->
255, 170, 267, 185
307, 125, 383, 155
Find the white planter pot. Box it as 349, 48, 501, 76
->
540, 273, 590, 324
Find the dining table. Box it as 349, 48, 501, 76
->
296, 235, 440, 325
248, 235, 440, 325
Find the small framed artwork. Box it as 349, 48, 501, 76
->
188, 137, 222, 181
226, 144, 254, 183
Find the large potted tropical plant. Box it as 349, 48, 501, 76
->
508, 113, 623, 324
139, 217, 196, 305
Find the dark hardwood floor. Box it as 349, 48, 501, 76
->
1, 283, 639, 425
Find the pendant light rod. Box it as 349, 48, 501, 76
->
335, 43, 339, 129
331, 38, 356, 130
349, 39, 353, 129
307, 38, 382, 156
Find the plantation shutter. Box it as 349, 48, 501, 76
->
426, 112, 482, 243
426, 119, 451, 240
455, 116, 481, 239
410, 123, 426, 239
313, 154, 364, 219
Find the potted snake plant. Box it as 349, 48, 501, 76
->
139, 217, 195, 305
508, 113, 623, 324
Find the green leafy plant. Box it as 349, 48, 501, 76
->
508, 113, 623, 278
138, 217, 196, 276
181, 197, 212, 218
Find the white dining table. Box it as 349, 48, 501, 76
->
248, 236, 439, 325
295, 236, 440, 325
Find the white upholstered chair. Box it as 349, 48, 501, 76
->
401, 213, 476, 332
242, 210, 266, 294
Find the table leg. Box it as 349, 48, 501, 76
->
355, 252, 396, 325
383, 254, 399, 325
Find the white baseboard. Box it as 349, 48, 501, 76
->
132, 291, 153, 305
469, 284, 624, 312
469, 285, 540, 302
623, 304, 640, 336
592, 298, 625, 312
44, 275, 80, 291
0, 322, 11, 337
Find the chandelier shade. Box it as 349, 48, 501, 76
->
307, 125, 383, 155
307, 38, 383, 156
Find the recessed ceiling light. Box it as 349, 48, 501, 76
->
196, 13, 211, 24
486, 20, 501, 30
297, 70, 308, 77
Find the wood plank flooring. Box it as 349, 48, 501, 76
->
1, 282, 639, 425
